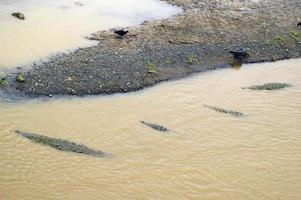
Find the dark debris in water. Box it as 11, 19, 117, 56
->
15, 130, 109, 158
204, 105, 244, 117
242, 83, 291, 90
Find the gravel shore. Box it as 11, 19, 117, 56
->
2, 0, 301, 97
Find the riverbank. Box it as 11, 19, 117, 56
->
2, 0, 301, 97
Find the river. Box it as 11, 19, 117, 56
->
0, 59, 300, 199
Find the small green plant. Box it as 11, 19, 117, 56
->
146, 62, 158, 74
273, 35, 286, 46
245, 39, 258, 44
66, 76, 73, 81
186, 53, 197, 64
0, 73, 7, 87
164, 58, 171, 65
272, 56, 277, 62
16, 73, 25, 83
264, 39, 271, 46
288, 30, 299, 41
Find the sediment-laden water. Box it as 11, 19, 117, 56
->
0, 59, 300, 199
0, 0, 181, 67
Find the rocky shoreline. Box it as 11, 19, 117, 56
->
1, 0, 301, 97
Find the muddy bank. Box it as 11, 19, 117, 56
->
2, 0, 301, 97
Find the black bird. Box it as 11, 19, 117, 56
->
114, 30, 129, 38
298, 22, 301, 29
229, 48, 249, 60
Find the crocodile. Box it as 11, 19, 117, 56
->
15, 130, 108, 158
140, 121, 169, 132
242, 83, 291, 90
204, 105, 244, 117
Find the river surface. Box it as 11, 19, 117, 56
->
0, 59, 301, 199
0, 0, 180, 67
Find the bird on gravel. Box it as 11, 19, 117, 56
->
114, 30, 129, 38
298, 22, 301, 29
229, 48, 249, 60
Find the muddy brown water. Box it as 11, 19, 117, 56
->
0, 59, 301, 199
0, 0, 180, 68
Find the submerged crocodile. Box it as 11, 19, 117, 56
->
204, 105, 244, 117
15, 130, 108, 158
242, 83, 291, 90
140, 121, 169, 132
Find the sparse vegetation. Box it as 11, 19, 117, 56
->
268, 31, 299, 46
16, 73, 25, 83
264, 39, 271, 46
272, 56, 277, 62
0, 73, 7, 87
186, 53, 197, 64
164, 58, 171, 65
288, 30, 299, 41
146, 62, 158, 74
273, 35, 286, 46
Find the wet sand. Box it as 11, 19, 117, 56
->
1, 0, 301, 97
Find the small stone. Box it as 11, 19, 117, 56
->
66, 77, 73, 81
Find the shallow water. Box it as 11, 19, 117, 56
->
0, 59, 301, 199
0, 0, 180, 67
